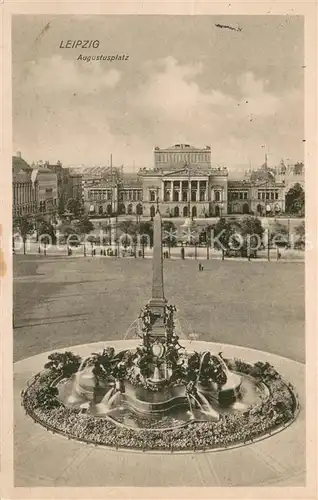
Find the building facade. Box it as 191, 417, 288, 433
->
83, 173, 143, 216
13, 153, 37, 221
139, 163, 228, 218
69, 172, 83, 200
228, 180, 286, 216
31, 166, 58, 218
154, 143, 212, 171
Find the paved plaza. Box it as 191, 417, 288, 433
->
14, 255, 305, 363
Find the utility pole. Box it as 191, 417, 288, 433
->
188, 165, 191, 217
110, 153, 113, 214
264, 152, 268, 218
265, 152, 270, 262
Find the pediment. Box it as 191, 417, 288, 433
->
162, 166, 208, 178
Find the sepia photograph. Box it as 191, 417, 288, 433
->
10, 12, 309, 489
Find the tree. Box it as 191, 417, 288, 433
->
270, 221, 289, 247
293, 221, 305, 249
212, 218, 238, 260
285, 183, 305, 216
16, 216, 34, 255
162, 221, 177, 248
65, 197, 84, 218
238, 216, 264, 258
75, 216, 94, 235
139, 221, 153, 248
60, 223, 81, 246
118, 220, 138, 248
58, 197, 65, 216
38, 219, 57, 245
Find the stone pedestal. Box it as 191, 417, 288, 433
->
148, 210, 167, 339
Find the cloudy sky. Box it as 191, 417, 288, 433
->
12, 15, 304, 171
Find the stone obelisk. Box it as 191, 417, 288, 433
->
148, 205, 167, 338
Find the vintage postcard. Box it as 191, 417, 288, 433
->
0, 1, 317, 499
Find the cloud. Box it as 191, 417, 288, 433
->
24, 55, 121, 94
130, 57, 236, 123
237, 71, 280, 117
13, 53, 303, 169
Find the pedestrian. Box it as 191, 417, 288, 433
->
100, 249, 103, 256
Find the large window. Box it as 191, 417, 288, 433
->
150, 190, 156, 202
173, 191, 179, 202
164, 190, 171, 202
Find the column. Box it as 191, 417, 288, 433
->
148, 210, 166, 309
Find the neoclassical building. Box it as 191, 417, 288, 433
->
82, 144, 303, 218
139, 163, 228, 218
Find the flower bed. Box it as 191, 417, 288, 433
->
21, 356, 299, 452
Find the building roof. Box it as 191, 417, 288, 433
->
12, 156, 32, 174
121, 172, 142, 187
154, 144, 211, 151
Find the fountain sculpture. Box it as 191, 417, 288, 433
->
21, 206, 298, 450
58, 208, 243, 424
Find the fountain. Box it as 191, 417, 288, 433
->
21, 205, 298, 451
59, 208, 242, 423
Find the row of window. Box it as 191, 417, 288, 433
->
13, 203, 37, 217
229, 191, 248, 200
88, 190, 143, 202
91, 203, 143, 216
156, 153, 210, 163
163, 181, 207, 189
13, 184, 36, 204
163, 190, 207, 202
257, 191, 279, 200
152, 190, 223, 202
119, 191, 143, 202
149, 205, 199, 218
